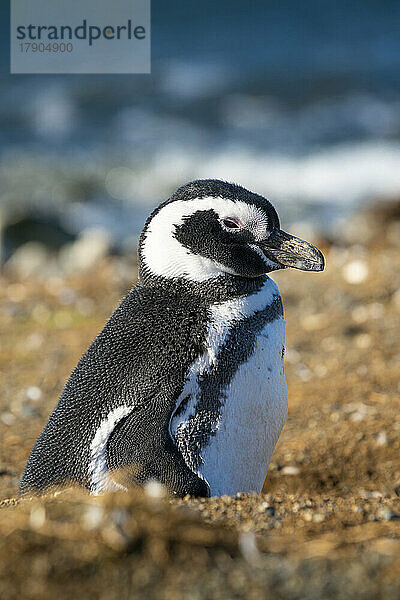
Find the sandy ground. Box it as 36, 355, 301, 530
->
1, 205, 400, 599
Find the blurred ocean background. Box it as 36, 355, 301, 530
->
1, 0, 400, 263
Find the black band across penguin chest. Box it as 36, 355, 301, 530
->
170, 282, 285, 481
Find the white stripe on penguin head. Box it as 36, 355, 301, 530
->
140, 197, 269, 282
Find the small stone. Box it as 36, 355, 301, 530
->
376, 431, 388, 446
29, 505, 46, 530
377, 507, 400, 521
351, 305, 369, 323
5, 242, 49, 279
356, 365, 368, 376
83, 505, 104, 530
368, 303, 384, 319
354, 333, 372, 349
257, 502, 275, 516
285, 348, 300, 364
144, 479, 167, 500
269, 462, 281, 472
342, 260, 368, 284
314, 364, 327, 377
301, 314, 324, 331
20, 404, 38, 417
26, 386, 42, 402
360, 490, 382, 499
295, 364, 311, 381
59, 228, 111, 274
239, 531, 260, 562
303, 510, 313, 522
77, 297, 95, 317
350, 411, 365, 422
1, 412, 15, 426
282, 466, 300, 476
26, 332, 44, 350
111, 508, 128, 527
313, 513, 325, 523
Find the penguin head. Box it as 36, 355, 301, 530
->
139, 179, 324, 283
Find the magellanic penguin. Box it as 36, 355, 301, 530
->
20, 180, 324, 498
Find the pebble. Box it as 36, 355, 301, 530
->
76, 297, 95, 317
83, 505, 104, 530
144, 479, 167, 500
20, 404, 38, 417
360, 490, 382, 499
352, 505, 364, 513
352, 303, 384, 322
25, 386, 42, 402
350, 412, 365, 422
313, 513, 325, 523
282, 466, 300, 476
59, 228, 111, 274
1, 412, 15, 426
354, 333, 372, 349
377, 507, 400, 521
314, 364, 327, 377
284, 348, 300, 364
26, 332, 44, 350
5, 242, 49, 279
294, 364, 311, 381
301, 313, 325, 331
356, 365, 368, 376
239, 531, 260, 562
29, 505, 46, 530
342, 259, 369, 284
376, 431, 388, 446
257, 502, 275, 516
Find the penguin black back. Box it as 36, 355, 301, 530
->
20, 286, 211, 496
20, 179, 324, 497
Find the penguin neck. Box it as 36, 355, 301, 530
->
137, 269, 269, 303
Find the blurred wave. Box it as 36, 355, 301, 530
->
1, 0, 400, 256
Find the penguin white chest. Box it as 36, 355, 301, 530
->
171, 278, 288, 497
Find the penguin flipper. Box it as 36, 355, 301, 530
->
104, 398, 210, 498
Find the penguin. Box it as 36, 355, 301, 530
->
19, 179, 324, 498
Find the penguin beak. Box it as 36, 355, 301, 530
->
259, 228, 325, 271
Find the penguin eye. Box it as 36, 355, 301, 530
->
221, 218, 242, 231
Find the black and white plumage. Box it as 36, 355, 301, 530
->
20, 179, 324, 498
